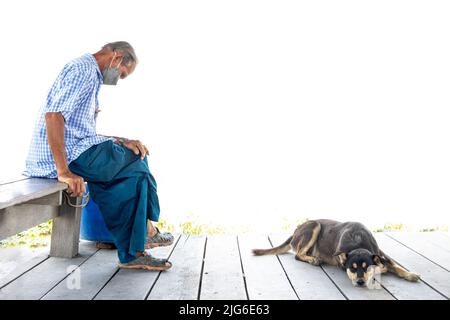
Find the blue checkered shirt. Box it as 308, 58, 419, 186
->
23, 53, 114, 178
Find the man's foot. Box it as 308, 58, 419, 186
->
96, 242, 117, 250
145, 227, 175, 249
118, 254, 172, 271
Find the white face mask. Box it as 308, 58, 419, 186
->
102, 52, 123, 85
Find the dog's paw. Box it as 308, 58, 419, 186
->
310, 258, 321, 266
405, 272, 420, 282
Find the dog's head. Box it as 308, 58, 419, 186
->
335, 249, 381, 287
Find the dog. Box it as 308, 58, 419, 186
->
252, 219, 420, 287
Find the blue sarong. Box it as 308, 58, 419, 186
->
68, 140, 160, 263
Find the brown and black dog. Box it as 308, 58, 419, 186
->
252, 219, 420, 287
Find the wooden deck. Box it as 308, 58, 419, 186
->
0, 232, 449, 300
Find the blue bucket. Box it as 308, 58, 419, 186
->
80, 184, 114, 243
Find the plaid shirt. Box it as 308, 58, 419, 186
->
23, 53, 114, 178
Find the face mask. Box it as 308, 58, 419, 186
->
102, 52, 123, 85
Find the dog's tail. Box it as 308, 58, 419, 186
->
252, 236, 293, 256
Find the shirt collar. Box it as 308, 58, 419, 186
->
85, 53, 103, 83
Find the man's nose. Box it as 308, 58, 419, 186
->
357, 279, 365, 286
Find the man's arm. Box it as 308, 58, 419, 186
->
45, 112, 86, 197
98, 134, 128, 145
98, 134, 149, 160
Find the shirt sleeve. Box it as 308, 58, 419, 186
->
45, 66, 89, 122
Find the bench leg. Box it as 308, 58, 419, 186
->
50, 196, 82, 258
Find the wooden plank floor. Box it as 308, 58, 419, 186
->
0, 232, 449, 300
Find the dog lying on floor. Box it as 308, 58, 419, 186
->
252, 219, 420, 287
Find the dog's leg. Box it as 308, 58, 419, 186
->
295, 254, 321, 265
381, 252, 420, 282
372, 255, 388, 273
295, 222, 321, 266
377, 264, 388, 274
387, 263, 420, 281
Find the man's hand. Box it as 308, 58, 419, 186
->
122, 139, 150, 160
57, 169, 86, 197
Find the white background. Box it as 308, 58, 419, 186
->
0, 0, 449, 231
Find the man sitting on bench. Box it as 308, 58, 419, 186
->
23, 41, 173, 271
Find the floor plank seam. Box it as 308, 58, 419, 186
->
3, 233, 449, 300
408, 276, 450, 300
0, 255, 50, 290
384, 233, 450, 272
378, 264, 448, 300
268, 236, 300, 300
319, 266, 349, 300
181, 234, 190, 246
236, 235, 249, 300
378, 234, 449, 299
417, 280, 450, 300
91, 266, 120, 300
144, 234, 182, 300
378, 282, 397, 300
197, 236, 208, 300
38, 247, 101, 300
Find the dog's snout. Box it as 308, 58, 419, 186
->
356, 279, 365, 286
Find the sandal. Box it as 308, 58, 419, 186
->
145, 227, 175, 249
96, 242, 117, 250
118, 254, 173, 271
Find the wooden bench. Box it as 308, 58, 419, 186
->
0, 176, 83, 258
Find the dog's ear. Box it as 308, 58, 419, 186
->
334, 251, 348, 266
372, 254, 382, 265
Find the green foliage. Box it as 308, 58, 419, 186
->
281, 217, 309, 232
180, 221, 203, 235
155, 218, 176, 234
419, 225, 448, 232
151, 217, 230, 235
1, 217, 448, 249
179, 220, 225, 235
382, 223, 404, 231
420, 227, 437, 232
0, 220, 53, 248
371, 223, 405, 232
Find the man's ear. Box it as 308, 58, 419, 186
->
334, 251, 348, 266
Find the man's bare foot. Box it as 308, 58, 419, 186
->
119, 251, 172, 271
147, 220, 157, 238
96, 242, 117, 249
145, 227, 174, 249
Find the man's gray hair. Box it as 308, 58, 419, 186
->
102, 41, 138, 66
